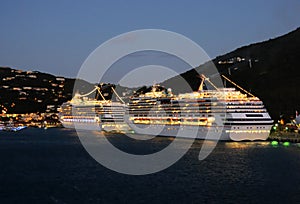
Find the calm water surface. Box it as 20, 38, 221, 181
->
0, 128, 300, 203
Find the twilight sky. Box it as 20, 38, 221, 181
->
0, 0, 299, 84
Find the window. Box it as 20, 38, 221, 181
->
246, 114, 263, 117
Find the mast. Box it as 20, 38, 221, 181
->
197, 74, 205, 91
197, 74, 219, 91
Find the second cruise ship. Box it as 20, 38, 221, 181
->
59, 84, 129, 132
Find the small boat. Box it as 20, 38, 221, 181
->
3, 126, 26, 132
2, 121, 27, 132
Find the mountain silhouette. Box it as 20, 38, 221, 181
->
162, 28, 300, 120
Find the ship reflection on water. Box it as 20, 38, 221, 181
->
225, 141, 270, 149
73, 130, 271, 154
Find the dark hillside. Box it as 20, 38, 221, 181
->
162, 28, 300, 119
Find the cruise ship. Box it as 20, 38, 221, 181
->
59, 84, 129, 132
125, 75, 273, 141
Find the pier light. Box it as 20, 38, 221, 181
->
283, 141, 290, 147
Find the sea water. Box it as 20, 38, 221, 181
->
0, 128, 299, 203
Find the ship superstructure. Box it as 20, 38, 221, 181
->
59, 84, 128, 132
126, 75, 273, 141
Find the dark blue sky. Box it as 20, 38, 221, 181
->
0, 0, 299, 79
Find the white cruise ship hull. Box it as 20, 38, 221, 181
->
127, 123, 271, 141
61, 120, 132, 133
61, 121, 101, 131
